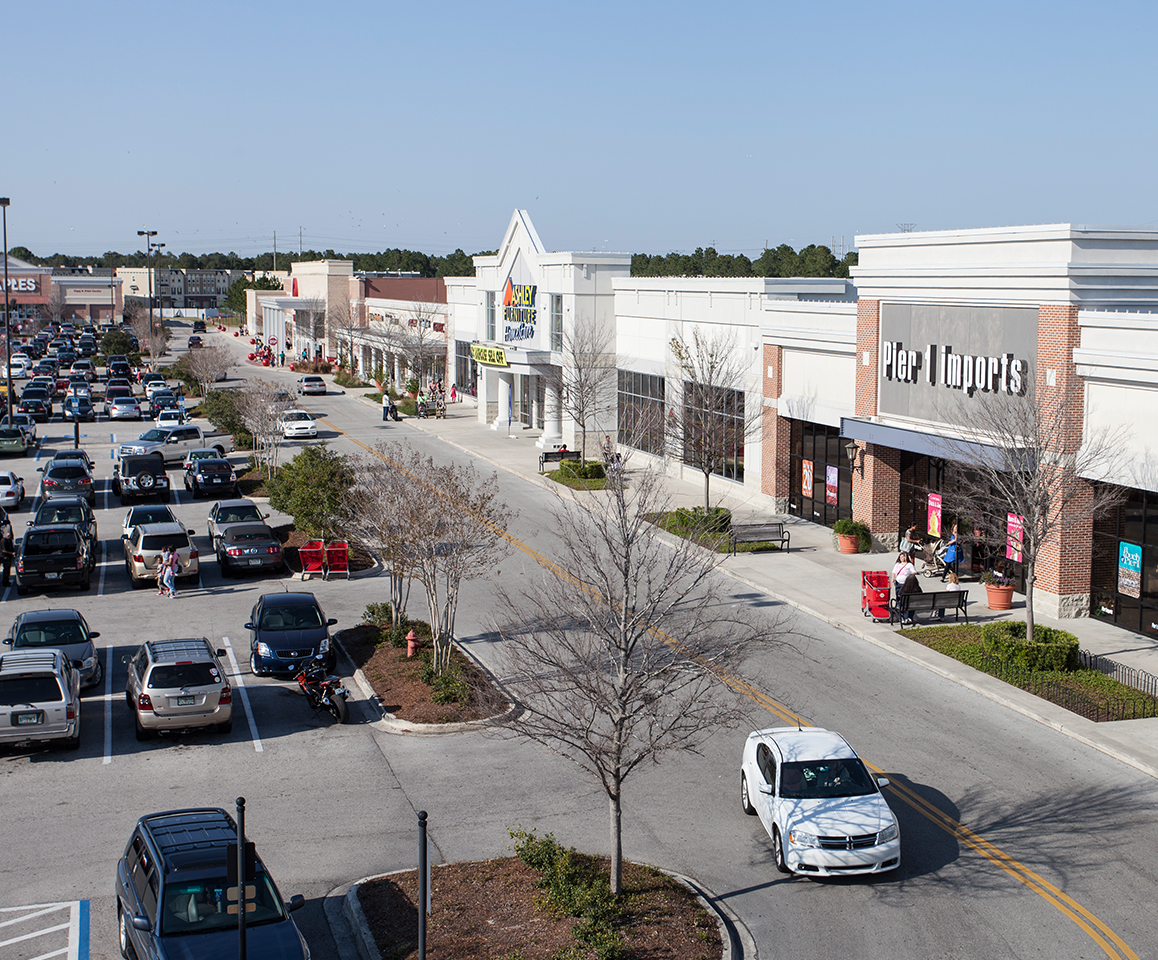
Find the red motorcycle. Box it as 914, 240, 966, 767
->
294, 655, 350, 724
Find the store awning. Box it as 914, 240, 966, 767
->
840, 417, 1032, 470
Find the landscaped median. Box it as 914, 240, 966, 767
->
898, 621, 1158, 722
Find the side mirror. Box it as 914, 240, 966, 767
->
89, 631, 100, 640
262, 513, 270, 519
244, 622, 254, 631
131, 916, 151, 932
187, 529, 195, 536
877, 777, 890, 789
758, 784, 774, 795
216, 648, 227, 657
288, 894, 305, 913
326, 618, 337, 626
2, 638, 10, 645
26, 521, 32, 526
120, 533, 127, 540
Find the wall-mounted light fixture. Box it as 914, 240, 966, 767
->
844, 440, 863, 476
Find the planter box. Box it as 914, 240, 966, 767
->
985, 584, 1015, 610
837, 533, 861, 555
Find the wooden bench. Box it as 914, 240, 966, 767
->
538, 449, 582, 472
892, 590, 969, 624
729, 522, 790, 554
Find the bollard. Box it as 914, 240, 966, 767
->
417, 810, 428, 960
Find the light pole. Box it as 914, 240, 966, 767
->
137, 230, 163, 366
2, 198, 11, 414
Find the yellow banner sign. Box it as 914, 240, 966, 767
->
471, 344, 508, 366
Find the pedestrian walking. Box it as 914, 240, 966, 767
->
0, 517, 14, 588
450, 384, 457, 403
382, 392, 393, 423
157, 547, 171, 595
279, 350, 285, 367
164, 549, 180, 598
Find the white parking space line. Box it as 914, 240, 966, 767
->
0, 899, 85, 959
96, 542, 107, 597
103, 643, 114, 765
221, 637, 263, 752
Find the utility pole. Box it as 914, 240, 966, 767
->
273, 231, 277, 272
299, 227, 302, 257
1, 198, 11, 412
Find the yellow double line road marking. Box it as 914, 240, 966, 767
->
322, 415, 1140, 960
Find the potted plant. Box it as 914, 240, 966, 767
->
832, 519, 871, 554
406, 377, 420, 398
981, 570, 1016, 610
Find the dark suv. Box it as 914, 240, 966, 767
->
115, 808, 308, 960
113, 452, 172, 504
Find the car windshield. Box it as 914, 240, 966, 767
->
0, 676, 63, 704
38, 505, 85, 524
130, 508, 173, 525
15, 621, 86, 646
141, 534, 189, 551
218, 507, 262, 523
139, 429, 166, 441
147, 663, 219, 688
160, 874, 284, 936
261, 605, 323, 630
779, 759, 877, 799
284, 412, 309, 421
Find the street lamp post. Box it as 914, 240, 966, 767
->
137, 230, 164, 367
2, 198, 12, 414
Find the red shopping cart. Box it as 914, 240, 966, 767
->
324, 540, 350, 580
299, 539, 326, 580
862, 570, 892, 622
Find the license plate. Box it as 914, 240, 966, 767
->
249, 559, 263, 566
177, 695, 195, 706
13, 711, 41, 726
44, 572, 59, 579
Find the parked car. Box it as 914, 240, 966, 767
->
120, 424, 234, 464
154, 406, 188, 430
206, 499, 268, 547
113, 452, 171, 504
280, 409, 317, 438
5, 356, 32, 379
123, 638, 232, 739
3, 609, 102, 688
63, 396, 95, 421
149, 391, 179, 419
183, 458, 237, 498
30, 496, 98, 548
246, 592, 337, 676
0, 427, 29, 457
108, 359, 131, 379
16, 397, 50, 423
121, 503, 177, 540
217, 524, 284, 577
142, 374, 169, 400
0, 470, 25, 508
68, 360, 95, 382
740, 727, 901, 877
114, 807, 308, 960
38, 462, 96, 505
48, 449, 95, 471
15, 524, 95, 594
1, 413, 38, 445
0, 649, 81, 750
122, 522, 199, 588
182, 447, 224, 471
296, 375, 326, 395
108, 396, 143, 420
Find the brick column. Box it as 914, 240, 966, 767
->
854, 299, 880, 418
1033, 303, 1093, 619
849, 300, 898, 546
761, 344, 791, 511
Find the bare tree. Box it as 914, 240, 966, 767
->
936, 381, 1127, 642
382, 298, 446, 388
495, 456, 768, 895
128, 307, 170, 370
45, 284, 67, 323
184, 346, 231, 397
343, 444, 418, 631
665, 329, 762, 510
545, 314, 616, 461
238, 381, 295, 473
298, 297, 327, 358
326, 295, 357, 367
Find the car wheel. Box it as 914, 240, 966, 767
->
134, 710, 153, 742
741, 773, 756, 816
90, 661, 103, 688
62, 723, 81, 751
250, 651, 263, 677
218, 555, 232, 577
15, 584, 27, 596
125, 688, 133, 709
218, 719, 233, 735
772, 828, 790, 874
79, 574, 91, 591
118, 906, 139, 960
112, 480, 121, 495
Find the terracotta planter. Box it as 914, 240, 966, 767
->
837, 533, 861, 555
985, 584, 1015, 610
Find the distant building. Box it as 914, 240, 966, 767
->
116, 267, 246, 311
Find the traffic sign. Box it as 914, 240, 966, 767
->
268, 336, 278, 345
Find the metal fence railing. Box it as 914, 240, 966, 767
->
979, 652, 1158, 723
1078, 650, 1158, 699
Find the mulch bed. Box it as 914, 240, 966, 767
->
337, 624, 508, 723
358, 857, 721, 960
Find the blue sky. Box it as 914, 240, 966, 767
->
4, 0, 1158, 260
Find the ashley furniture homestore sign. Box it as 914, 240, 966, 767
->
878, 303, 1038, 424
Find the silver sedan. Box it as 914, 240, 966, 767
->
0, 471, 25, 509
108, 396, 143, 420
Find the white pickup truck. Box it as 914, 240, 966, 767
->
118, 425, 235, 465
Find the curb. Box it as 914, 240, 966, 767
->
340, 866, 753, 960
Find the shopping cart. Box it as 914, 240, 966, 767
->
862, 570, 892, 622
324, 540, 350, 580
299, 539, 326, 580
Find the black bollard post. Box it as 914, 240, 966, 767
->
417, 810, 427, 960
73, 418, 79, 449
237, 797, 247, 960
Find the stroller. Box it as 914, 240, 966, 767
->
417, 399, 428, 419
434, 396, 446, 419
918, 538, 948, 579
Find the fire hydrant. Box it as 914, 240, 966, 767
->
406, 629, 420, 658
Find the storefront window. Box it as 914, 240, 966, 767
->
617, 370, 665, 456
788, 421, 851, 527
681, 382, 744, 483
1091, 487, 1158, 637
455, 341, 477, 397
485, 291, 495, 341
550, 294, 563, 351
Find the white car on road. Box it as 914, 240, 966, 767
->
280, 409, 317, 438
296, 375, 326, 395
0, 471, 25, 508
740, 726, 900, 877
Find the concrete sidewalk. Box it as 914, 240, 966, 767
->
389, 399, 1158, 779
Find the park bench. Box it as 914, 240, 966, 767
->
891, 590, 969, 625
538, 449, 582, 472
729, 522, 791, 554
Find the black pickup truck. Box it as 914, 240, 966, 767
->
15, 524, 95, 595
112, 452, 172, 504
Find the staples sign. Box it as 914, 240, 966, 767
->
5, 277, 39, 293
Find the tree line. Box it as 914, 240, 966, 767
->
9, 240, 855, 280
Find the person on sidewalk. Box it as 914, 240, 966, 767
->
279, 350, 285, 367
157, 547, 171, 596
450, 384, 457, 404
892, 551, 920, 624
382, 392, 396, 423
940, 523, 960, 580
932, 571, 963, 620
164, 549, 180, 599
0, 520, 13, 588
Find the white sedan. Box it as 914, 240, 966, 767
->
154, 407, 188, 429
5, 357, 31, 379
740, 727, 900, 877
296, 375, 327, 395
280, 409, 317, 438
0, 471, 25, 509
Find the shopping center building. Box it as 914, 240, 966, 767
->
439, 214, 1158, 637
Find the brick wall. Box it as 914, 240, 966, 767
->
855, 299, 880, 418
1034, 303, 1093, 604
761, 344, 790, 502
853, 441, 900, 542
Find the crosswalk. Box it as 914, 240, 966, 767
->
0, 901, 87, 960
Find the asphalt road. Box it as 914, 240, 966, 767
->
1, 332, 1155, 960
